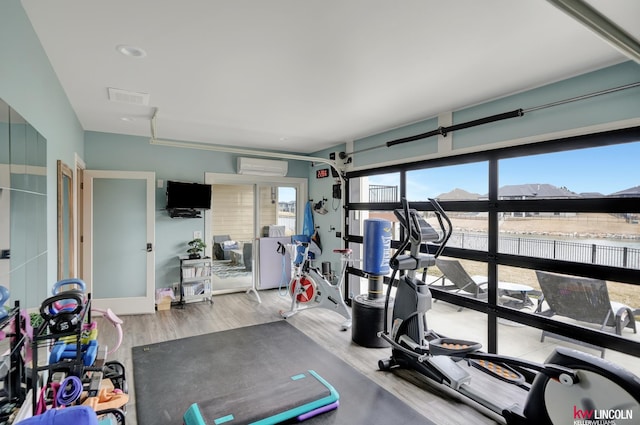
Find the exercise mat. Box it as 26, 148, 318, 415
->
133, 320, 434, 424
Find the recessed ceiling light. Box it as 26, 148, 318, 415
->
116, 44, 147, 58
120, 117, 135, 122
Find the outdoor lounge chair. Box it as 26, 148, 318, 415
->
434, 258, 537, 310
535, 270, 637, 356
434, 258, 488, 309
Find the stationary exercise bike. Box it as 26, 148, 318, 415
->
279, 242, 353, 331
378, 198, 640, 425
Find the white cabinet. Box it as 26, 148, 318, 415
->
177, 257, 213, 306
257, 237, 291, 290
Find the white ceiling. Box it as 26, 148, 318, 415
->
21, 0, 640, 154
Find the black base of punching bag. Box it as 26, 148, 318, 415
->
351, 294, 393, 348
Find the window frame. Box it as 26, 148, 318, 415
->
345, 125, 640, 357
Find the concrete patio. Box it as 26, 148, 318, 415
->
426, 298, 640, 377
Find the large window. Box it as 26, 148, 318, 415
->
349, 172, 400, 204
499, 143, 640, 197
346, 128, 640, 367
406, 162, 488, 201
258, 185, 297, 236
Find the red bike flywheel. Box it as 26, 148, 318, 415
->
291, 277, 316, 303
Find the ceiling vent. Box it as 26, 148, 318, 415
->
107, 87, 150, 106
237, 157, 288, 176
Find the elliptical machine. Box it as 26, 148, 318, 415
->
378, 197, 640, 425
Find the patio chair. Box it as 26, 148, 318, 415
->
434, 258, 488, 310
212, 235, 239, 260
434, 258, 537, 310
535, 270, 637, 356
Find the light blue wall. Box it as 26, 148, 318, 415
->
350, 61, 640, 168
0, 1, 84, 165
309, 61, 640, 294
352, 117, 440, 168
305, 146, 348, 276
453, 62, 640, 151
0, 0, 84, 306
4, 0, 640, 306
85, 131, 310, 290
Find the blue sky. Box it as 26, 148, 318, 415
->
368, 141, 640, 200
279, 187, 297, 203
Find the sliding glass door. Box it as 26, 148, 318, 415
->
257, 185, 298, 237
210, 183, 255, 293
204, 173, 306, 295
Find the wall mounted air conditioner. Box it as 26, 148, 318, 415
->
237, 157, 288, 176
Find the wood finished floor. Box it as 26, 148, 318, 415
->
96, 289, 516, 425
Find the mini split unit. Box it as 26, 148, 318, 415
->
237, 157, 288, 176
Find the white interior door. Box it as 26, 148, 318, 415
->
83, 170, 155, 314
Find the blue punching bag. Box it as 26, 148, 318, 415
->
353, 219, 393, 348
363, 219, 391, 275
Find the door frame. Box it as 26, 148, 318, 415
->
204, 173, 307, 294
204, 173, 307, 248
83, 169, 156, 314
74, 153, 85, 281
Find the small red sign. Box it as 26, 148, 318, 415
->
316, 168, 330, 179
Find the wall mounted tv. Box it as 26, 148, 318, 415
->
166, 181, 212, 216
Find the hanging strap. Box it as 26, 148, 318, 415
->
277, 243, 290, 296
36, 382, 59, 415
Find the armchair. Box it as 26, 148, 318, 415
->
213, 235, 239, 260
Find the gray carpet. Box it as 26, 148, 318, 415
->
211, 260, 251, 279
133, 320, 434, 424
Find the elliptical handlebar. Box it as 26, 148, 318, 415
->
389, 199, 413, 267
428, 198, 452, 258
389, 197, 453, 267
383, 197, 452, 335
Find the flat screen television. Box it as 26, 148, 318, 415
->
166, 181, 212, 210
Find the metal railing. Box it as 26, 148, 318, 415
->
368, 185, 399, 203
447, 232, 640, 269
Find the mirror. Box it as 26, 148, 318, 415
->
0, 97, 47, 309
0, 100, 9, 302
57, 160, 74, 280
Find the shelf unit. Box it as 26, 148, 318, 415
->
30, 296, 91, 413
175, 257, 214, 307
26, 293, 129, 422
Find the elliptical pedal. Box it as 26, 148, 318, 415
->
428, 338, 482, 357
469, 359, 525, 385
